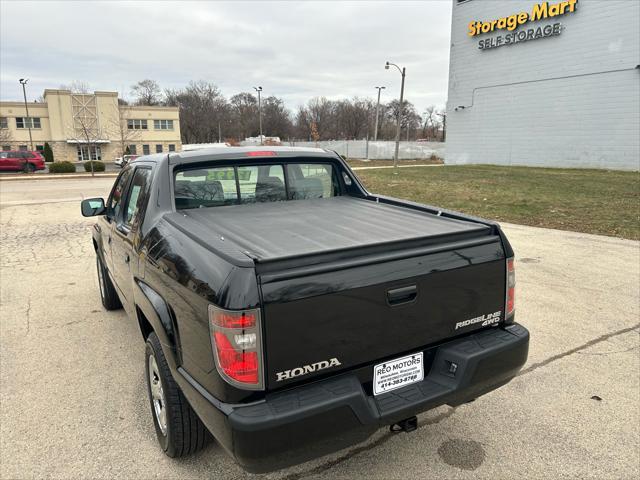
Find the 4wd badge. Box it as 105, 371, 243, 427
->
455, 311, 502, 330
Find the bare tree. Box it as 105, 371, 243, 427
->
261, 96, 293, 139
59, 81, 91, 93
437, 110, 446, 142
422, 105, 437, 139
387, 99, 422, 141
0, 124, 12, 145
295, 97, 334, 140
335, 97, 372, 139
131, 79, 162, 106
229, 92, 258, 140
109, 106, 141, 158
165, 81, 228, 143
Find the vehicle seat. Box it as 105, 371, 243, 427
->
201, 179, 224, 201
290, 178, 324, 200
255, 176, 286, 202
175, 179, 224, 208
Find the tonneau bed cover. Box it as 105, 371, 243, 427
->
173, 196, 490, 263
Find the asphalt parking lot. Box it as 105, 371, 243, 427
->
1, 177, 638, 479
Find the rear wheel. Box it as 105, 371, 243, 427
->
23, 163, 35, 173
145, 332, 210, 457
96, 255, 121, 310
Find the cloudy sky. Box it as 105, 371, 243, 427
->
1, 1, 452, 113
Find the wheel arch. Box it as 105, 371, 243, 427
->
134, 280, 182, 369
91, 225, 107, 264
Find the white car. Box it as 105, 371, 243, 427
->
114, 154, 138, 168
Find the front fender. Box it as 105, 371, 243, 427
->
91, 223, 107, 264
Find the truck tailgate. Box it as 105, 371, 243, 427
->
259, 234, 506, 390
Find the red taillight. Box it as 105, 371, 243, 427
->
505, 257, 515, 322
211, 310, 256, 329
213, 332, 259, 383
209, 305, 263, 389
246, 151, 277, 157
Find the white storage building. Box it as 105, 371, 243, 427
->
446, 0, 639, 170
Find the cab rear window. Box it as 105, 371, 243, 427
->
174, 162, 339, 209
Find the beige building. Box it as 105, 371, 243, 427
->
0, 89, 181, 162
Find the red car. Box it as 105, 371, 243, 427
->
0, 151, 46, 172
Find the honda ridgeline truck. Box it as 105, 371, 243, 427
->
81, 147, 529, 472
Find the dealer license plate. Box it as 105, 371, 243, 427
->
373, 352, 424, 396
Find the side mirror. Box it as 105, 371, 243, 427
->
81, 198, 106, 217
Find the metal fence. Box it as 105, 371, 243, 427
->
241, 140, 446, 161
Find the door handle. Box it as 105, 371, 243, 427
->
107, 236, 112, 244
124, 254, 130, 264
387, 285, 418, 306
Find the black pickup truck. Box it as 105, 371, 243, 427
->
81, 147, 528, 472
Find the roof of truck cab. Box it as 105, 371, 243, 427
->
172, 146, 337, 165
129, 147, 338, 166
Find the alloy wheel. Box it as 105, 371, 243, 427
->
148, 354, 167, 435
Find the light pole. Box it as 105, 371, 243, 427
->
437, 111, 446, 142
253, 86, 263, 145
385, 61, 405, 170
374, 86, 385, 142
19, 78, 34, 151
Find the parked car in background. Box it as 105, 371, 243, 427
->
115, 154, 139, 168
0, 151, 46, 172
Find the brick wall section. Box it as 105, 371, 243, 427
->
446, 0, 640, 170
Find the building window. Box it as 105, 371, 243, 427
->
77, 145, 102, 161
0, 117, 7, 129
2, 145, 11, 151
143, 144, 150, 155
127, 119, 148, 130
16, 117, 41, 129
19, 145, 28, 151
153, 119, 174, 130
36, 145, 44, 152
128, 144, 137, 155
168, 144, 176, 152
155, 144, 163, 153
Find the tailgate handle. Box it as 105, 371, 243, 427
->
387, 285, 417, 306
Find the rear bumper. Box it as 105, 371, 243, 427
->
181, 323, 529, 473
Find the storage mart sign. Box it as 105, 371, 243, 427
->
468, 0, 578, 50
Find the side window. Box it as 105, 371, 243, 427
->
124, 168, 152, 227
108, 168, 134, 220
286, 164, 338, 200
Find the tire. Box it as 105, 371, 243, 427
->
145, 332, 210, 457
96, 255, 122, 310
23, 163, 35, 173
